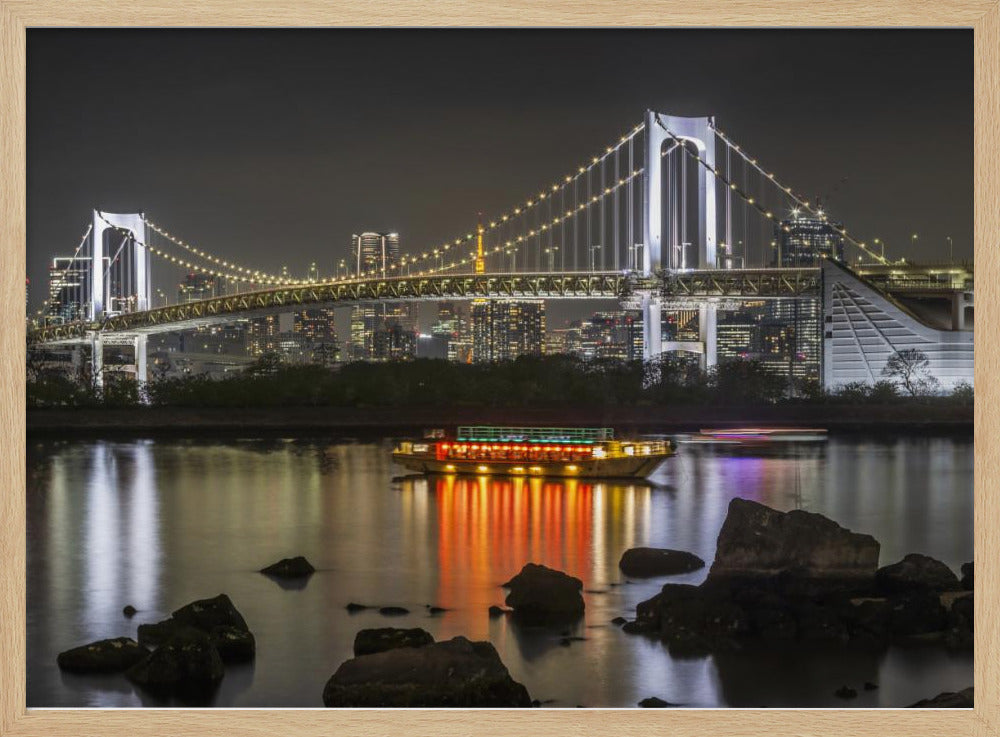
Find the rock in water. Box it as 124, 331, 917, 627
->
346, 602, 370, 613
638, 696, 673, 707
488, 605, 506, 618
875, 554, 961, 593
910, 687, 974, 708
57, 637, 148, 673
960, 562, 973, 590
322, 636, 532, 707
618, 548, 705, 577
172, 594, 250, 634
709, 499, 879, 583
123, 605, 137, 618
379, 606, 410, 616
210, 625, 256, 663
126, 627, 225, 703
354, 628, 434, 657
138, 594, 253, 662
503, 563, 584, 623
260, 556, 316, 578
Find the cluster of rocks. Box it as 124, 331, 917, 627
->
323, 627, 531, 707
621, 499, 973, 656
58, 594, 254, 704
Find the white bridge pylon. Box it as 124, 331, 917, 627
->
641, 110, 717, 366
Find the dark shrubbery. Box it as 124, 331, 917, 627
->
26, 354, 975, 410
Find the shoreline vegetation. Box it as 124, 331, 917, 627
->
27, 355, 971, 435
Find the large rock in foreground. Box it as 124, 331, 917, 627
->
323, 636, 531, 707
354, 627, 434, 657
910, 687, 974, 708
503, 563, 584, 623
709, 499, 879, 583
876, 554, 960, 593
619, 548, 705, 578
126, 627, 225, 703
57, 637, 148, 673
137, 594, 254, 663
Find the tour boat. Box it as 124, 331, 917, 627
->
392, 425, 674, 479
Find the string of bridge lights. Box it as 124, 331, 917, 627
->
704, 120, 889, 265
141, 124, 646, 285
128, 161, 653, 292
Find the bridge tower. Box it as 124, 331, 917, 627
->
641, 111, 718, 366
88, 210, 151, 387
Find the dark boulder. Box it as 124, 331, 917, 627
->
427, 606, 447, 615
210, 625, 256, 663
618, 547, 705, 578
346, 602, 370, 613
611, 616, 628, 626
845, 598, 892, 647
945, 593, 973, 649
57, 637, 148, 673
172, 594, 250, 634
960, 562, 974, 590
638, 696, 673, 707
322, 636, 531, 707
910, 687, 973, 708
123, 605, 137, 618
354, 627, 434, 657
260, 556, 315, 578
709, 499, 879, 584
488, 605, 506, 618
137, 619, 182, 649
379, 606, 410, 616
875, 554, 960, 594
126, 627, 225, 702
503, 563, 584, 623
888, 591, 948, 640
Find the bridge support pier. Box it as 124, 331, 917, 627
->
699, 304, 718, 370
91, 332, 148, 392
90, 333, 104, 389
641, 292, 662, 361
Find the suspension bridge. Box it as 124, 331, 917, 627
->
28, 110, 974, 390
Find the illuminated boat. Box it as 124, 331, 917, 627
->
392, 425, 674, 479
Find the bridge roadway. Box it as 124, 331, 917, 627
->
31, 268, 825, 344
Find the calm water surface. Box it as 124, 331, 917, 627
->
26, 434, 973, 708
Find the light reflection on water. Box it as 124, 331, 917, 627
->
26, 435, 972, 707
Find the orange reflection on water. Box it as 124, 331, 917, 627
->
434, 475, 594, 612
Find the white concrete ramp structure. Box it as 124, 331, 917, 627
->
822, 260, 974, 391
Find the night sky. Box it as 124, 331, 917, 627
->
27, 29, 972, 325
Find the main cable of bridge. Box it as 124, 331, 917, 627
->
33, 222, 94, 323
654, 115, 887, 266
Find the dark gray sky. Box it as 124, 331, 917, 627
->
27, 29, 972, 324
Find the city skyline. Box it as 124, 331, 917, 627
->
26, 29, 972, 318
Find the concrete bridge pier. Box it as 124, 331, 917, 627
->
699, 304, 718, 370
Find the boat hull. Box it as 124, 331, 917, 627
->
392, 453, 669, 479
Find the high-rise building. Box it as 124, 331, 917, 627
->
46, 256, 92, 323
351, 232, 400, 278
294, 308, 341, 365
716, 300, 821, 382
471, 300, 545, 363
580, 311, 644, 361
348, 231, 415, 360
773, 205, 846, 267
247, 313, 294, 356
177, 272, 219, 303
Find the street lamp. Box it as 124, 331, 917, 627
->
544, 246, 559, 272
873, 238, 886, 261
590, 244, 603, 272
946, 236, 953, 263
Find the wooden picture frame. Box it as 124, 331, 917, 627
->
2, 2, 996, 735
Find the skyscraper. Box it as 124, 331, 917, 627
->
471, 300, 545, 362
294, 308, 341, 365
46, 256, 91, 323
347, 231, 415, 360
773, 205, 846, 267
